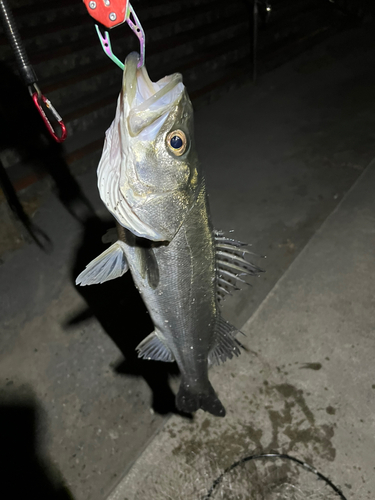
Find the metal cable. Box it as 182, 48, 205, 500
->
0, 0, 37, 86
204, 453, 348, 499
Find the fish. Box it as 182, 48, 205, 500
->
76, 52, 263, 417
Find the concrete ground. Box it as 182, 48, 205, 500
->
1, 23, 375, 500
110, 158, 375, 500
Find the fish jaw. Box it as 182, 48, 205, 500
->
98, 52, 201, 242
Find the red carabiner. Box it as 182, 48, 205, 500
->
31, 91, 67, 143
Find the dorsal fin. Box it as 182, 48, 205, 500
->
208, 316, 243, 366
215, 230, 264, 303
136, 331, 175, 362
76, 241, 128, 286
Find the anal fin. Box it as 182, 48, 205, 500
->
136, 331, 175, 362
208, 316, 243, 366
76, 240, 129, 286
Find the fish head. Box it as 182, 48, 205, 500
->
98, 52, 201, 241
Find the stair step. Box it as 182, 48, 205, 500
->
1, 34, 251, 171
43, 14, 248, 108
0, 0, 236, 56
1, 3, 247, 83
64, 33, 250, 138
0, 0, 348, 195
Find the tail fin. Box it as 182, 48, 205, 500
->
176, 381, 226, 417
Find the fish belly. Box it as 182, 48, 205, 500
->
125, 184, 217, 387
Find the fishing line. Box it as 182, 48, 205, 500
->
203, 452, 347, 500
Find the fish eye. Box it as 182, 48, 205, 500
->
166, 129, 187, 156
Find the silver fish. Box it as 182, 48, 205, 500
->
76, 52, 262, 417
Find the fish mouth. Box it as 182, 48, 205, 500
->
123, 52, 184, 138
97, 53, 194, 242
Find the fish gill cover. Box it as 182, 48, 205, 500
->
98, 52, 198, 242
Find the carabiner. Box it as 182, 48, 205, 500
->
31, 86, 67, 143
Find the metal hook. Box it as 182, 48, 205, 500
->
126, 4, 145, 68
95, 25, 124, 70
31, 84, 67, 143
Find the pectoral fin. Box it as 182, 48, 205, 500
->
145, 247, 159, 289
208, 316, 244, 366
136, 331, 175, 362
76, 241, 129, 286
134, 245, 159, 289
101, 227, 118, 244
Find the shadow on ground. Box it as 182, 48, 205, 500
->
69, 215, 191, 418
0, 63, 95, 249
0, 391, 73, 500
